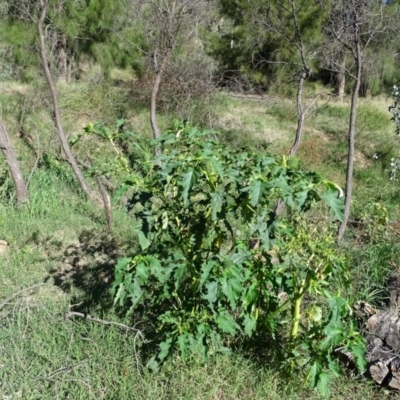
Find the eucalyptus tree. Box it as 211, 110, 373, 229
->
0, 117, 29, 204
212, 0, 329, 215
323, 0, 399, 243
248, 0, 328, 158
2, 0, 93, 197
125, 0, 216, 149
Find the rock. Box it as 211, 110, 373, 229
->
357, 305, 400, 390
0, 240, 8, 254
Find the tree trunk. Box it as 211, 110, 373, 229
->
336, 56, 346, 100
337, 35, 362, 244
149, 0, 177, 156
289, 70, 307, 157
150, 46, 173, 156
57, 33, 69, 83
0, 118, 29, 204
275, 69, 307, 215
37, 0, 91, 198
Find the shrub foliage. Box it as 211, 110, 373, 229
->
81, 121, 365, 396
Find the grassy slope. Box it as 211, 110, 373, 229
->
1, 79, 400, 399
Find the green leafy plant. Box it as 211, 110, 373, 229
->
82, 121, 364, 396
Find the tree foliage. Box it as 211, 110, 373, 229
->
208, 0, 328, 91
0, 0, 146, 80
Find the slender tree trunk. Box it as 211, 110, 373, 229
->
336, 56, 346, 100
337, 36, 362, 245
57, 33, 69, 83
289, 70, 307, 157
37, 0, 91, 198
0, 118, 29, 204
275, 69, 307, 215
150, 46, 172, 144
149, 0, 177, 156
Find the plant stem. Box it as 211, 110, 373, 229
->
290, 276, 310, 341
290, 293, 303, 340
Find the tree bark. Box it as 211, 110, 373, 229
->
57, 33, 69, 83
289, 70, 307, 157
337, 34, 362, 244
150, 45, 173, 149
273, 0, 312, 217
336, 56, 346, 100
37, 0, 91, 198
275, 68, 308, 215
149, 0, 178, 156
0, 118, 29, 204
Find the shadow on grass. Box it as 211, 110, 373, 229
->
46, 228, 133, 313
44, 228, 174, 361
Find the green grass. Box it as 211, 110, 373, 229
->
0, 166, 395, 399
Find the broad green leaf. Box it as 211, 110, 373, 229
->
308, 361, 321, 388
162, 211, 169, 230
244, 282, 259, 306
321, 189, 344, 222
135, 261, 149, 284
221, 277, 243, 309
310, 306, 322, 322
113, 284, 125, 306
159, 338, 173, 362
328, 296, 348, 324
243, 314, 257, 337
316, 371, 331, 398
113, 184, 131, 202
208, 156, 224, 179
146, 356, 159, 372
203, 281, 218, 307
328, 360, 341, 377
128, 278, 144, 308
295, 189, 309, 208
196, 324, 209, 360
199, 261, 215, 289
231, 246, 251, 265
181, 169, 198, 206
135, 229, 150, 251
178, 334, 189, 361
116, 118, 126, 129
249, 180, 264, 207
272, 176, 291, 194
117, 283, 127, 306
321, 323, 344, 349
147, 256, 165, 283
115, 257, 131, 272
210, 191, 223, 220
216, 314, 237, 335
174, 263, 188, 289
350, 341, 367, 372
322, 180, 344, 198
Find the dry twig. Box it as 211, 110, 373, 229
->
66, 310, 146, 375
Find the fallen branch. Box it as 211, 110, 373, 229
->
226, 92, 267, 101
39, 358, 89, 382
66, 310, 145, 374
65, 311, 143, 334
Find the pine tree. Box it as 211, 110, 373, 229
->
208, 0, 328, 92
1, 0, 146, 81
